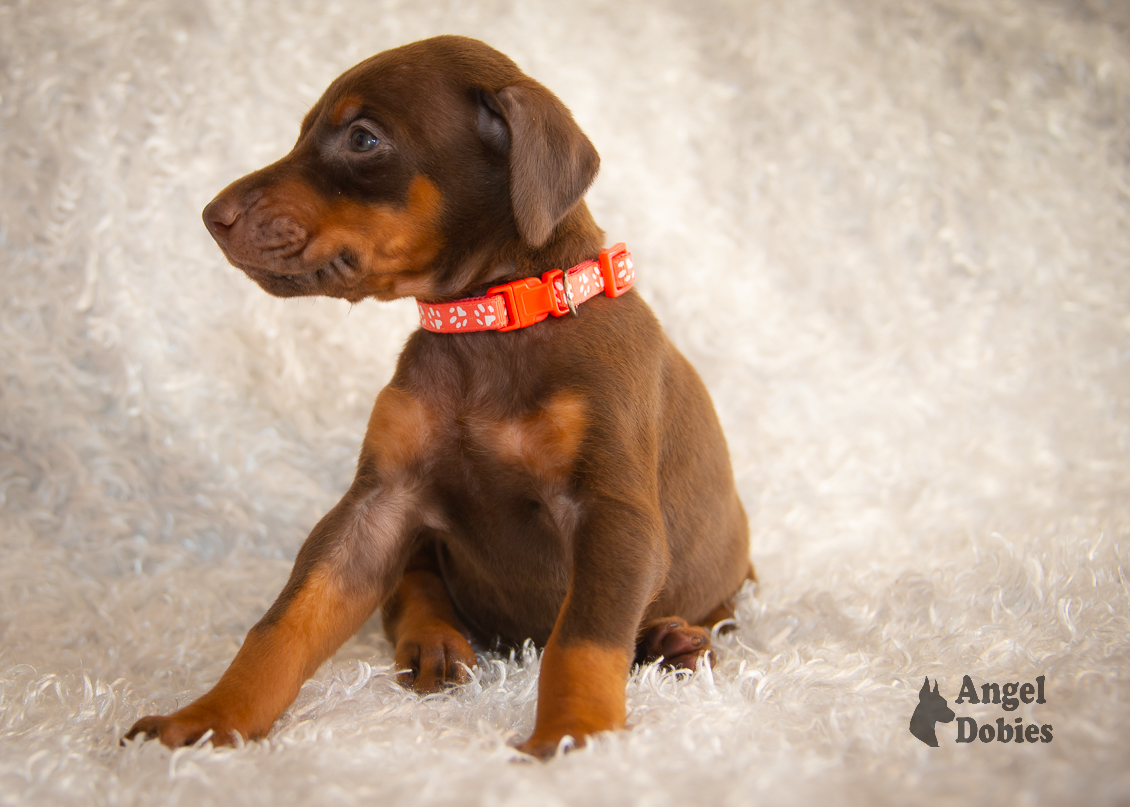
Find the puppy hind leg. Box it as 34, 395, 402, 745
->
636, 561, 756, 670
696, 574, 751, 634
636, 564, 756, 670
635, 617, 712, 670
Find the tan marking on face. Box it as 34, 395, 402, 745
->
487, 392, 588, 483
303, 175, 445, 301
360, 385, 433, 475
330, 94, 362, 127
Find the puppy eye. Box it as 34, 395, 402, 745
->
348, 128, 380, 152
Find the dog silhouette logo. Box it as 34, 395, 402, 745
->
910, 677, 955, 747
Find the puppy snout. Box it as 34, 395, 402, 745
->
203, 196, 241, 244
266, 217, 308, 248
203, 192, 308, 259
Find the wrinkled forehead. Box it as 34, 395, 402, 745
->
299, 45, 520, 147
301, 65, 453, 140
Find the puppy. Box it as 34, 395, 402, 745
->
126, 35, 752, 758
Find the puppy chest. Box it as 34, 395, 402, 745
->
422, 389, 588, 515
469, 390, 586, 484
439, 397, 587, 537
422, 402, 587, 645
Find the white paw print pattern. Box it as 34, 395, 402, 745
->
448, 305, 470, 329
472, 302, 497, 328
418, 302, 446, 331
613, 255, 635, 287
575, 266, 595, 299
418, 297, 505, 332
553, 278, 570, 306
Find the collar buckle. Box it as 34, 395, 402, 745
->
488, 271, 572, 332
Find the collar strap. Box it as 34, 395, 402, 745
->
417, 243, 635, 333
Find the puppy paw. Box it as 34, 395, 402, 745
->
395, 622, 477, 693
517, 733, 571, 760
123, 702, 244, 748
516, 722, 594, 760
635, 617, 713, 671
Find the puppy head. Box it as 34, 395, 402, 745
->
202, 36, 599, 303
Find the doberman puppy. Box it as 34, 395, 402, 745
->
126, 35, 752, 759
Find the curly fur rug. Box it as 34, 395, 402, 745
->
1, 0, 1128, 804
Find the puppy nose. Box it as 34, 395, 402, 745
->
203, 196, 241, 243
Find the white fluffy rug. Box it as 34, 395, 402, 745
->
2, 0, 1128, 804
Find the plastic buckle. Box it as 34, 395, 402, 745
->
540, 269, 573, 316
488, 271, 569, 332
598, 243, 634, 297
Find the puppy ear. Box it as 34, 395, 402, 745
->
492, 82, 599, 248
477, 89, 510, 157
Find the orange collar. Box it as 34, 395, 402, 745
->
417, 244, 634, 333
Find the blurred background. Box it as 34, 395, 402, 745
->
1, 1, 1128, 805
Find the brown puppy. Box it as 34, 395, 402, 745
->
126, 35, 752, 759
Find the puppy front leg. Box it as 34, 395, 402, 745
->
127, 385, 427, 748
125, 488, 412, 747
519, 499, 667, 759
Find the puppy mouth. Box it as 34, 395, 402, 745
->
234, 250, 365, 299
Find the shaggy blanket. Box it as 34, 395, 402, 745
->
1, 0, 1128, 804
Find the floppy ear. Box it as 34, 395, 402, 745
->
488, 82, 600, 248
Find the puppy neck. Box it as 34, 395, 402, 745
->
424, 203, 605, 303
